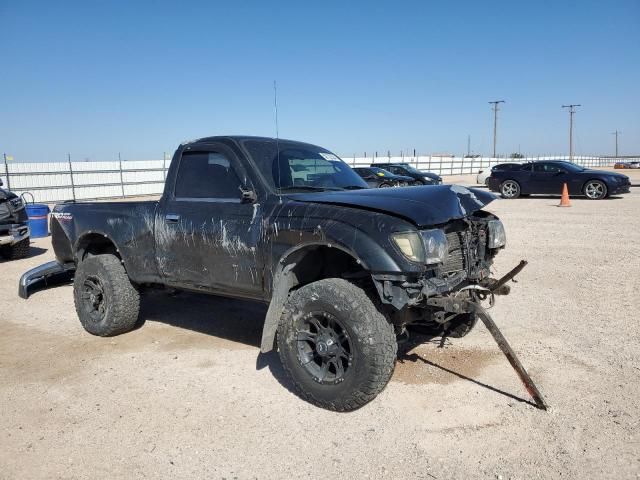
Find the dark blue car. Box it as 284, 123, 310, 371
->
487, 160, 631, 200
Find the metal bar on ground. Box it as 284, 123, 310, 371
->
475, 305, 548, 410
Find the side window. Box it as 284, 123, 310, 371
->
533, 163, 560, 173
175, 151, 243, 199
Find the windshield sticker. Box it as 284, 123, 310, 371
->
318, 152, 340, 161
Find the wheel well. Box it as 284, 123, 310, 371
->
76, 233, 120, 261
283, 246, 368, 291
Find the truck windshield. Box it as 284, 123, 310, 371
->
242, 139, 368, 192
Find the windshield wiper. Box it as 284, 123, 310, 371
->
342, 185, 367, 190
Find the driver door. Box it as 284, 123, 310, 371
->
531, 163, 567, 194
156, 143, 263, 299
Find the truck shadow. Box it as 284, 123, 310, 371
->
139, 291, 536, 406
0, 246, 48, 263
399, 335, 536, 407
138, 291, 293, 391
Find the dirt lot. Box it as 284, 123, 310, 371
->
2, 171, 639, 479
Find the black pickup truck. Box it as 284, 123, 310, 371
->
1, 179, 30, 260
19, 135, 528, 411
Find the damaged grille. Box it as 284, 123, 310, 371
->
442, 231, 467, 274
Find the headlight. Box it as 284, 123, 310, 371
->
487, 219, 506, 248
391, 229, 448, 264
420, 229, 448, 264
391, 232, 425, 262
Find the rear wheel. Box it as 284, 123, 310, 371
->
379, 182, 392, 188
584, 180, 607, 200
73, 254, 140, 336
500, 180, 521, 199
0, 238, 30, 260
277, 278, 397, 411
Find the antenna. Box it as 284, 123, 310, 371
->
273, 80, 280, 140
273, 80, 282, 192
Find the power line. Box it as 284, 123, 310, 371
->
561, 104, 581, 160
488, 100, 505, 158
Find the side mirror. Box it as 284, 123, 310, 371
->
240, 187, 257, 204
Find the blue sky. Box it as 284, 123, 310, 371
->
1, 0, 638, 161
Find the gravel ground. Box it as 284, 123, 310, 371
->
1, 171, 639, 479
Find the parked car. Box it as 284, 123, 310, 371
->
476, 163, 522, 185
629, 161, 640, 169
370, 163, 442, 185
0, 179, 30, 260
353, 167, 414, 187
614, 162, 630, 169
20, 135, 516, 411
488, 160, 631, 200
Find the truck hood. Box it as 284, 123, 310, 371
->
288, 184, 497, 226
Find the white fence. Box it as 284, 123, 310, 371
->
1, 159, 169, 203
0, 155, 630, 203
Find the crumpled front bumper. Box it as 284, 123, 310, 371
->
18, 260, 75, 299
0, 223, 30, 246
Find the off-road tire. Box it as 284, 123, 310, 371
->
73, 254, 140, 337
445, 313, 478, 338
408, 312, 478, 339
500, 180, 521, 199
277, 278, 397, 411
0, 238, 30, 260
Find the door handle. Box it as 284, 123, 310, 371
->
165, 213, 180, 223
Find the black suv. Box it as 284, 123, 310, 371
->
371, 163, 442, 185
0, 179, 30, 260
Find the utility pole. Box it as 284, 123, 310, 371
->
562, 104, 580, 160
467, 134, 471, 156
489, 100, 505, 158
611, 130, 621, 158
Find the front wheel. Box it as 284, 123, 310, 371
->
584, 180, 607, 200
277, 278, 397, 411
500, 180, 521, 199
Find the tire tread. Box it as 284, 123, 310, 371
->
73, 254, 140, 337
277, 278, 397, 411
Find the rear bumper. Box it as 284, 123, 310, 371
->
0, 224, 30, 246
18, 260, 75, 299
486, 178, 500, 191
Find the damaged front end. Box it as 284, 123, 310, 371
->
372, 212, 548, 410
373, 212, 508, 314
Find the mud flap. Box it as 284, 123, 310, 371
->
18, 261, 75, 299
260, 263, 297, 353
